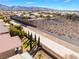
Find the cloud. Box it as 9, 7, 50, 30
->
26, 2, 34, 5
64, 0, 72, 2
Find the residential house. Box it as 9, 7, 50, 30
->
0, 21, 9, 35
0, 34, 22, 59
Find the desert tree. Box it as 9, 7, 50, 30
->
29, 33, 33, 50
28, 31, 30, 39
37, 37, 41, 47
34, 34, 37, 42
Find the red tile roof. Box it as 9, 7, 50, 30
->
0, 34, 21, 54
0, 22, 9, 34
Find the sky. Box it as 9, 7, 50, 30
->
0, 0, 79, 10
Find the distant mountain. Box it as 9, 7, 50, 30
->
0, 4, 54, 11
0, 4, 78, 12
0, 4, 10, 10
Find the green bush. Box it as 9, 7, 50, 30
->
9, 25, 25, 39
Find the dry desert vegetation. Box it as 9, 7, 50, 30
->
30, 17, 79, 46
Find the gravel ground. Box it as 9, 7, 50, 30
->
29, 18, 79, 47
34, 50, 53, 59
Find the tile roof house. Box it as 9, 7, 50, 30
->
0, 34, 22, 59
0, 21, 9, 35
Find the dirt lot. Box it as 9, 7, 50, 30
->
30, 18, 79, 47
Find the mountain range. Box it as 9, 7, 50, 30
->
0, 4, 55, 11
0, 4, 79, 12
